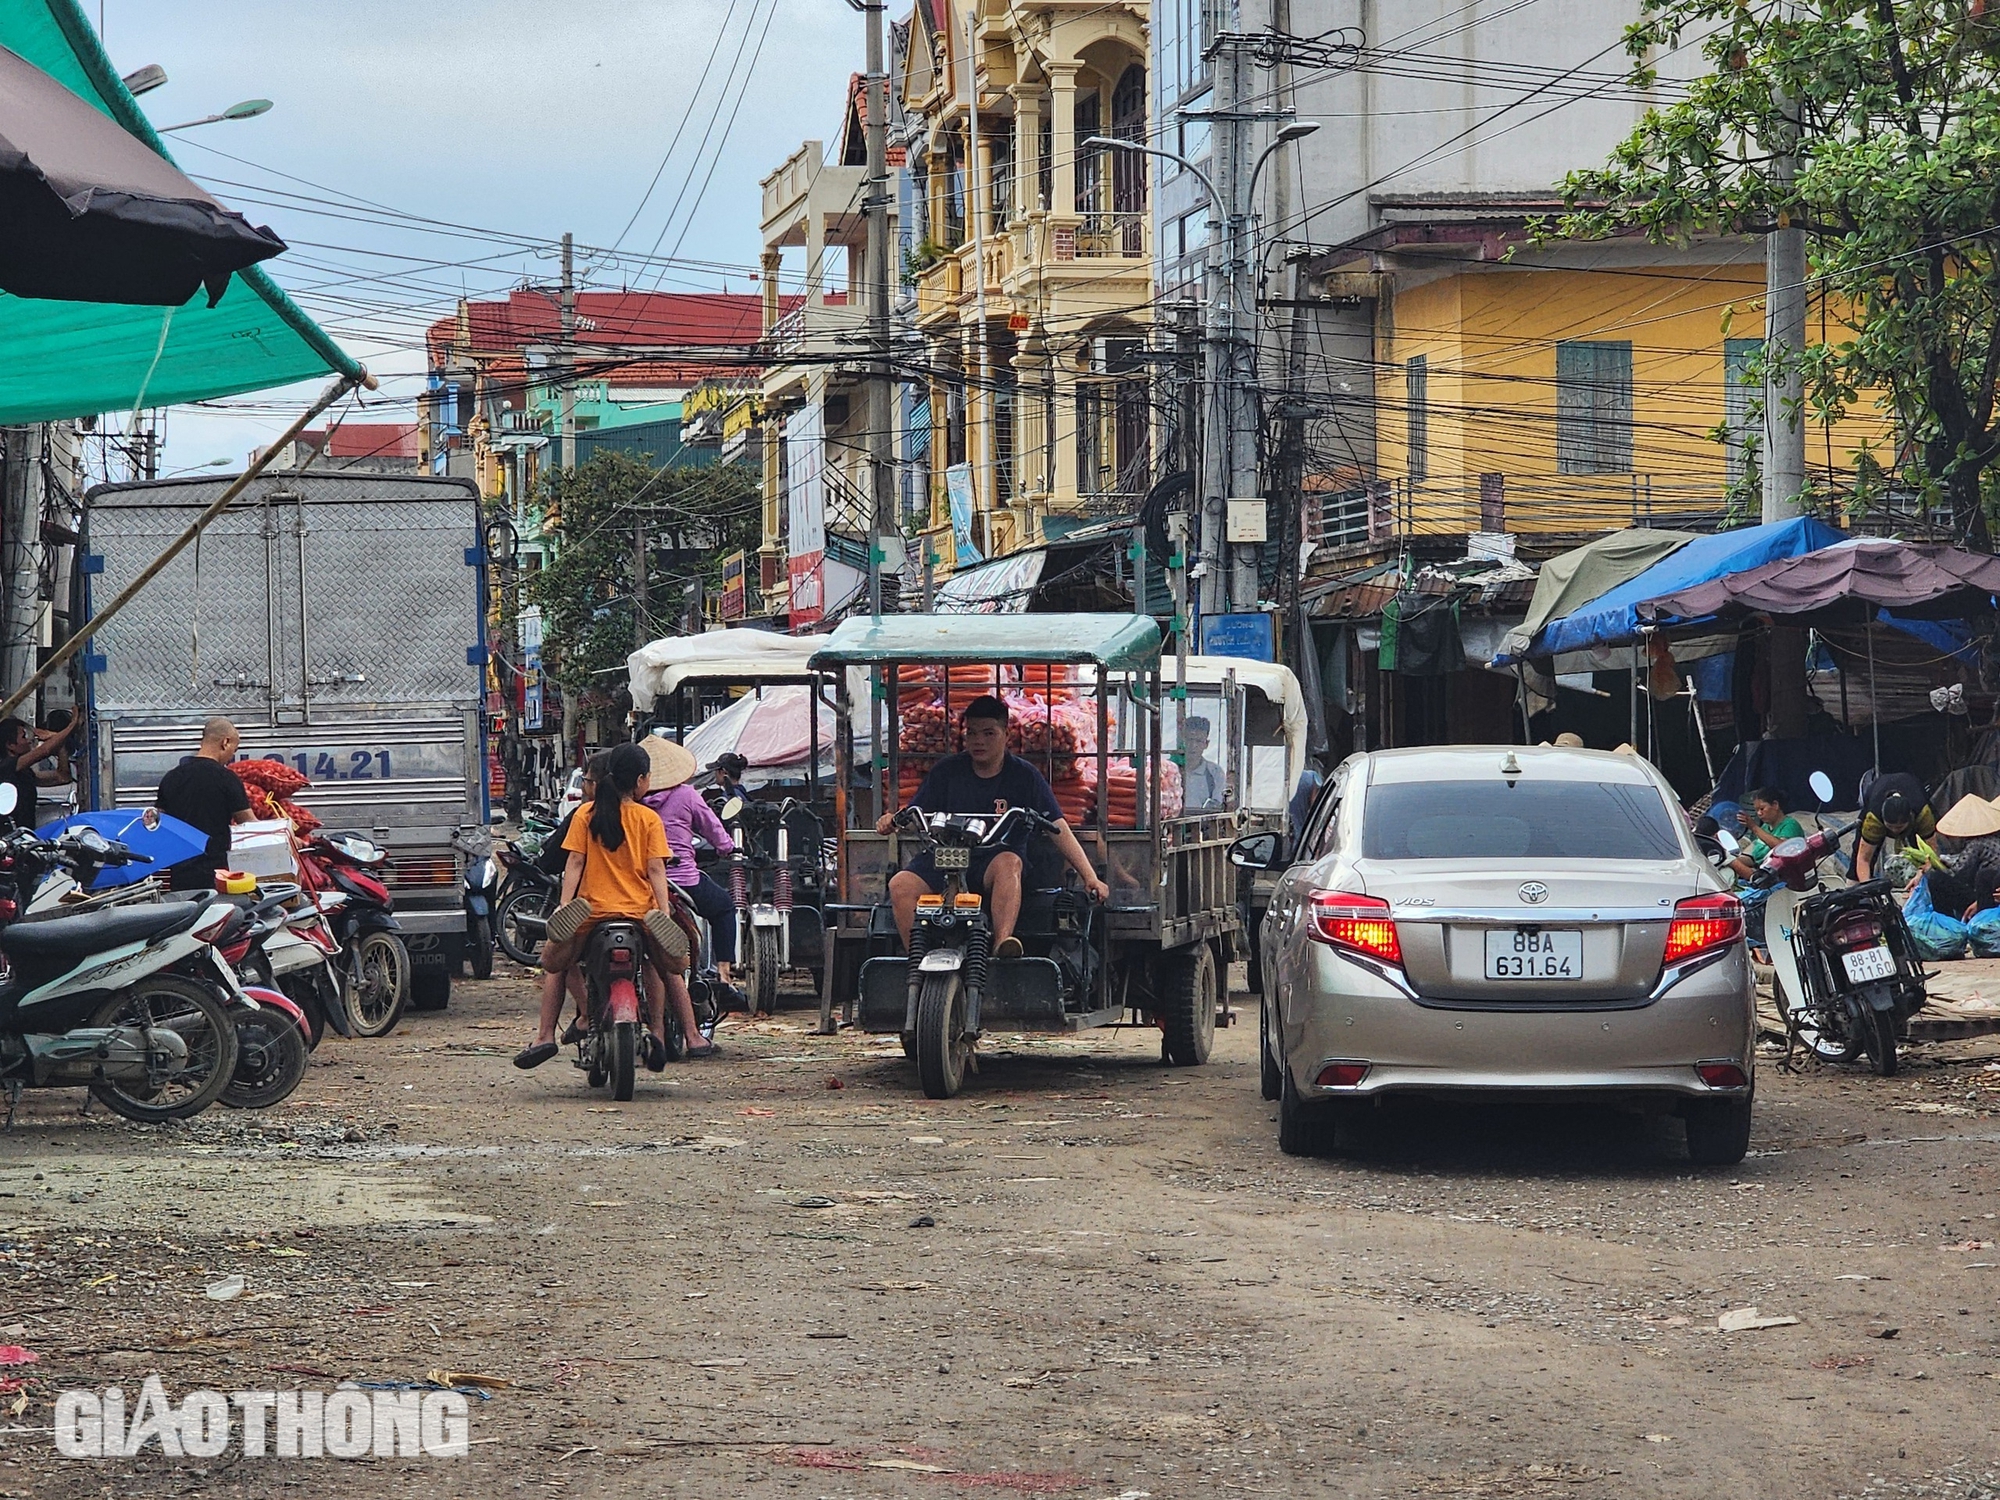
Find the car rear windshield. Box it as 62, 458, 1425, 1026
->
1362, 778, 1684, 861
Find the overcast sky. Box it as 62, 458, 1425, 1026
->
93, 0, 860, 475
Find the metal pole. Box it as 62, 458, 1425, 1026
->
863, 0, 892, 617
560, 231, 576, 473
633, 515, 648, 648
1867, 616, 1880, 774
0, 425, 38, 700
2, 376, 362, 722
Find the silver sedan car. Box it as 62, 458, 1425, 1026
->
1237, 746, 1755, 1165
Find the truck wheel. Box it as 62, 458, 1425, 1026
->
467, 915, 494, 980
408, 967, 451, 1013
1160, 943, 1217, 1067
1277, 1067, 1336, 1158
1260, 1000, 1282, 1102
346, 933, 410, 1034
1684, 1092, 1753, 1166
915, 971, 970, 1099
748, 927, 780, 1015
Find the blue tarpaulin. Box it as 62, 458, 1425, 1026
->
1525, 517, 1846, 659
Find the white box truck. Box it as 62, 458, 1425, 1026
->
78, 470, 491, 1010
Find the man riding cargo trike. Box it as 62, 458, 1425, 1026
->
810, 614, 1267, 1098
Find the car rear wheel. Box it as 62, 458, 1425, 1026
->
1277, 1066, 1336, 1158
1684, 1092, 1753, 1166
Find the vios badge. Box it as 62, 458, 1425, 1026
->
1518, 881, 1550, 905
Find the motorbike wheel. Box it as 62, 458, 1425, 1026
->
220, 1009, 310, 1110
496, 888, 549, 967
88, 976, 240, 1123
467, 914, 495, 980
748, 926, 780, 1015
1863, 1007, 1899, 1076
914, 970, 970, 1100
611, 1020, 637, 1101
345, 932, 410, 1036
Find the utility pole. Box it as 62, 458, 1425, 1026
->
632, 514, 649, 648
1764, 59, 1811, 740
1199, 31, 1253, 621
559, 231, 576, 473
862, 0, 894, 617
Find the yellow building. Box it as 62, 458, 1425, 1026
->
902, 0, 1152, 561
1311, 210, 1891, 555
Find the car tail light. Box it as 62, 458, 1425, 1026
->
1697, 1061, 1748, 1089
1662, 892, 1743, 965
1307, 891, 1402, 966
1827, 910, 1885, 952
1315, 1061, 1371, 1088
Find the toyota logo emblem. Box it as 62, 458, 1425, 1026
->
1518, 881, 1550, 905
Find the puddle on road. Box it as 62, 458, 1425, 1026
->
0, 1154, 490, 1233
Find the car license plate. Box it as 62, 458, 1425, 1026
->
1841, 944, 1896, 983
1484, 928, 1582, 980
933, 846, 969, 870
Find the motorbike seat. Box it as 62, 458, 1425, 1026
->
3, 900, 205, 958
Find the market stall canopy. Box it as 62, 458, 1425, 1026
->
810, 613, 1163, 672
1636, 538, 2000, 627
0, 42, 284, 304
628, 628, 828, 708
0, 0, 361, 421
1520, 517, 1844, 660
679, 684, 845, 789
1495, 527, 1697, 662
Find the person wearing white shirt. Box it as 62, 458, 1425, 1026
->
1182, 716, 1225, 811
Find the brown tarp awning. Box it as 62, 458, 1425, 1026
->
1636, 539, 2000, 626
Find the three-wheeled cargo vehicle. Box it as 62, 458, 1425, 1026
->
809, 614, 1272, 1097
629, 629, 849, 1008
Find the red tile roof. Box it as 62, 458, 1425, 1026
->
327, 421, 419, 459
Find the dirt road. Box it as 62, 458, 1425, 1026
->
5, 965, 2000, 1499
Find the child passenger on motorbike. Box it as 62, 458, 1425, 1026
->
515, 742, 719, 1071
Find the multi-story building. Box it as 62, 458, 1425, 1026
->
899, 0, 1152, 567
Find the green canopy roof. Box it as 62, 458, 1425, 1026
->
810, 613, 1163, 672
0, 0, 361, 422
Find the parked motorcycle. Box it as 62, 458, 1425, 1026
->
455, 827, 497, 980
494, 845, 558, 966
299, 831, 410, 1038
716, 793, 825, 1013
1759, 771, 1928, 1075
0, 786, 241, 1123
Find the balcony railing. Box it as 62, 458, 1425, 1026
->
1073, 211, 1147, 259
1309, 474, 1743, 550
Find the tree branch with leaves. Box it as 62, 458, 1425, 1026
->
1544, 0, 2000, 545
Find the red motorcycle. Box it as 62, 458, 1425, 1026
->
297, 832, 411, 1039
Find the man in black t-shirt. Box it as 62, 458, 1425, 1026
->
155, 717, 253, 891
877, 695, 1108, 957
0, 713, 77, 829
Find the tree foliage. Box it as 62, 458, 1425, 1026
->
527, 452, 761, 694
1547, 0, 2000, 544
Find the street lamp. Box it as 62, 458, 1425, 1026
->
158, 98, 273, 133
120, 64, 167, 97
164, 458, 232, 477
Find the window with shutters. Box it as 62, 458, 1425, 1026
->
1555, 340, 1633, 474
1405, 355, 1428, 484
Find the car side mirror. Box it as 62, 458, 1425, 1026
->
1229, 831, 1282, 870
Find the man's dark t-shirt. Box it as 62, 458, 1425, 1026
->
156, 755, 250, 890
1860, 771, 1936, 847
911, 752, 1063, 853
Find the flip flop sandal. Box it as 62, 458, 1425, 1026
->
683, 1042, 723, 1061
513, 1041, 558, 1070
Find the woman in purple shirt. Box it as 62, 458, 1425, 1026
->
641, 737, 738, 982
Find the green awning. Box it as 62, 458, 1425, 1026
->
0, 0, 360, 422
810, 613, 1164, 672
